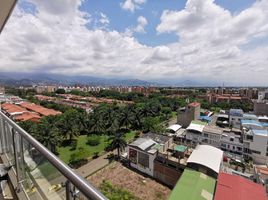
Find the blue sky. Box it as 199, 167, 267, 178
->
1, 0, 268, 86
78, 0, 256, 46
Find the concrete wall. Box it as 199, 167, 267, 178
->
177, 105, 200, 128
154, 161, 182, 187
249, 134, 268, 165
128, 147, 156, 177
229, 116, 242, 129
254, 102, 268, 116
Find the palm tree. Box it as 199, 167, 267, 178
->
108, 133, 127, 159
57, 109, 81, 141
90, 114, 105, 134
119, 106, 133, 130
36, 116, 62, 154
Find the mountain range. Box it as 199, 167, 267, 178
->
0, 72, 220, 87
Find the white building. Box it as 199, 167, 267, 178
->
185, 121, 222, 147
127, 133, 173, 177
243, 129, 268, 164
220, 131, 243, 155
229, 109, 244, 129
202, 126, 222, 147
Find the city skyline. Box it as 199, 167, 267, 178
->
0, 0, 268, 86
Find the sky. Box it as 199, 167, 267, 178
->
0, 0, 268, 86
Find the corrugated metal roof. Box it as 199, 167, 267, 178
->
252, 129, 268, 137
129, 138, 156, 151
167, 124, 182, 132
186, 121, 205, 133
214, 172, 267, 200
187, 145, 223, 174
241, 120, 263, 127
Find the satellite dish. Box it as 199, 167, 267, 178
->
0, 0, 17, 34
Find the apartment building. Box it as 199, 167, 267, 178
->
220, 131, 243, 155
243, 129, 268, 164
229, 109, 244, 129
184, 121, 222, 148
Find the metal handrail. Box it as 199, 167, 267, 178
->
0, 111, 107, 200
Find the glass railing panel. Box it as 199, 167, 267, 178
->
21, 138, 66, 199
3, 122, 15, 162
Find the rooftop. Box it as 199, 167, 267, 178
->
129, 138, 156, 151
141, 133, 170, 144
186, 121, 206, 133
188, 102, 200, 108
214, 172, 267, 200
174, 145, 187, 153
19, 102, 61, 116
199, 116, 212, 122
217, 114, 229, 119
252, 129, 268, 137
229, 109, 244, 117
14, 112, 41, 122
167, 124, 182, 132
187, 145, 223, 174
168, 169, 216, 200
243, 113, 258, 120
241, 120, 263, 127
203, 126, 223, 135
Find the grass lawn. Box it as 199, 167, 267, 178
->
58, 131, 137, 164
57, 135, 109, 164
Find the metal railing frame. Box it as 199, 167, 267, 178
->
0, 111, 107, 200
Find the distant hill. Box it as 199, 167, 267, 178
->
0, 72, 156, 87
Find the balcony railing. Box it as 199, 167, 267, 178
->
0, 111, 107, 200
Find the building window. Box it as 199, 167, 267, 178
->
138, 152, 149, 168
251, 150, 261, 155
129, 148, 137, 164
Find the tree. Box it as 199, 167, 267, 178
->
55, 88, 65, 94
108, 133, 127, 159
89, 113, 105, 134
35, 116, 62, 154
57, 109, 81, 141
119, 106, 133, 130
162, 107, 172, 120
142, 117, 164, 133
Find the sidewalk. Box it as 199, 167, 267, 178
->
76, 150, 116, 178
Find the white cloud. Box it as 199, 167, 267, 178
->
99, 12, 110, 25
0, 0, 268, 86
124, 16, 148, 35
134, 16, 148, 33
120, 0, 146, 13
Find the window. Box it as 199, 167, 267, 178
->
204, 133, 208, 137
138, 152, 149, 168
129, 148, 137, 164
251, 150, 261, 155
